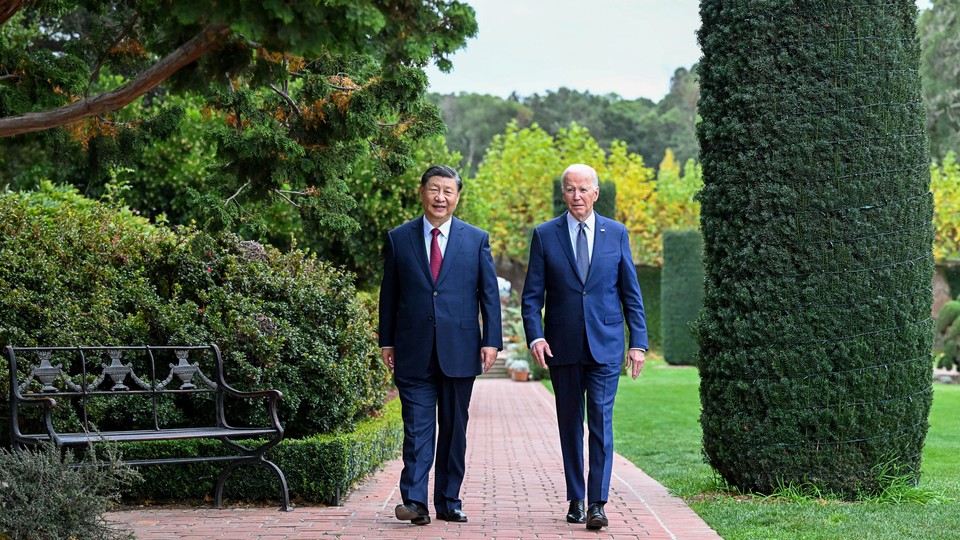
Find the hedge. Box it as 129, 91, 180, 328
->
661, 230, 703, 366
696, 0, 933, 497
115, 397, 403, 505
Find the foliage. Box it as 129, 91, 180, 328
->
611, 142, 660, 265
696, 0, 934, 497
0, 443, 139, 540
308, 135, 464, 289
930, 152, 960, 263
933, 299, 960, 370
117, 397, 403, 504
429, 92, 532, 173
433, 68, 699, 172
0, 0, 477, 244
0, 184, 387, 440
661, 230, 704, 366
918, 0, 960, 159
470, 121, 558, 260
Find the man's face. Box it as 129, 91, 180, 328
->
420, 175, 460, 226
561, 170, 599, 222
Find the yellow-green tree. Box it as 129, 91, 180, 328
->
471, 121, 558, 259
932, 152, 960, 263
611, 142, 658, 265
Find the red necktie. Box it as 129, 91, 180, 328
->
430, 228, 443, 282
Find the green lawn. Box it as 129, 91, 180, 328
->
610, 358, 960, 540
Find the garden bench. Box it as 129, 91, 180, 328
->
6, 344, 291, 511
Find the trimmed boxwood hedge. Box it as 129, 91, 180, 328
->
696, 0, 934, 497
661, 229, 703, 366
116, 397, 403, 505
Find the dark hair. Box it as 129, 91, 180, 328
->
420, 165, 463, 192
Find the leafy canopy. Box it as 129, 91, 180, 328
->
0, 1, 477, 237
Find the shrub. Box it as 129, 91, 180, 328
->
696, 0, 933, 497
934, 299, 960, 370
0, 183, 387, 443
661, 230, 703, 366
0, 443, 139, 540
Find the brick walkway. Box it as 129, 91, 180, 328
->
107, 378, 721, 539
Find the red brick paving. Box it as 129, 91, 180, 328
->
108, 378, 721, 539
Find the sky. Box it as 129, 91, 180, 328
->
424, 0, 935, 102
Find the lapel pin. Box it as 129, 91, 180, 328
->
600, 229, 605, 232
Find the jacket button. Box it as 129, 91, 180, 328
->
582, 292, 587, 296
433, 291, 438, 296
427, 316, 434, 321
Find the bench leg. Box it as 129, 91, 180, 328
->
213, 458, 293, 512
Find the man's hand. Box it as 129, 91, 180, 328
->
381, 348, 395, 371
530, 340, 553, 369
481, 346, 498, 372
626, 349, 645, 379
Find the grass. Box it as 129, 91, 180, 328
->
610, 355, 960, 540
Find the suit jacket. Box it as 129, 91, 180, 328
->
521, 212, 647, 365
379, 216, 503, 377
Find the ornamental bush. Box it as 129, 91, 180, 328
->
0, 183, 387, 444
661, 229, 703, 366
696, 0, 934, 497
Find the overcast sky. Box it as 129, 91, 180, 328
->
424, 0, 935, 102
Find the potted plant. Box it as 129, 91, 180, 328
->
511, 359, 530, 382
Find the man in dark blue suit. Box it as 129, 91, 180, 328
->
379, 165, 502, 526
522, 163, 647, 530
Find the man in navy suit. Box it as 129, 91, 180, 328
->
522, 163, 647, 530
379, 165, 502, 525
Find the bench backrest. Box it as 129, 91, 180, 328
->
7, 345, 228, 435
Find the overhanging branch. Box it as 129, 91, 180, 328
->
0, 24, 231, 138
0, 1, 26, 27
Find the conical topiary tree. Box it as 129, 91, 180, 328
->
696, 0, 934, 497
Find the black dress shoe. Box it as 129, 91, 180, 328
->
436, 508, 468, 522
395, 501, 431, 525
586, 502, 608, 530
566, 499, 586, 523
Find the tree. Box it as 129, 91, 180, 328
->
919, 0, 960, 158
697, 0, 933, 497
0, 1, 477, 238
429, 92, 532, 173
931, 152, 960, 263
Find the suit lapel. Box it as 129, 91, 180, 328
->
407, 217, 432, 283
554, 212, 584, 284
435, 217, 463, 286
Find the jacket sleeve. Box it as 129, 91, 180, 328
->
617, 227, 648, 350
521, 227, 547, 345
478, 232, 503, 350
378, 231, 398, 348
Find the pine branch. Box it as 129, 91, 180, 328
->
0, 24, 231, 138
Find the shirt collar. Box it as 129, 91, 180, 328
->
423, 216, 453, 237
566, 211, 596, 232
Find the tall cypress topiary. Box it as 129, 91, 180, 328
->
662, 229, 704, 366
696, 0, 934, 497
